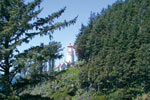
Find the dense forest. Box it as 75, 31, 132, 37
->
1, 0, 150, 100
74, 0, 150, 99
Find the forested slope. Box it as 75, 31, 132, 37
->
75, 0, 150, 99
12, 0, 150, 99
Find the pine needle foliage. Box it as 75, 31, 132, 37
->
75, 0, 150, 98
0, 0, 77, 99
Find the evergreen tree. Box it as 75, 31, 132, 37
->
0, 0, 76, 99
75, 0, 150, 98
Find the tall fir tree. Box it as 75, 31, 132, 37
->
0, 0, 76, 99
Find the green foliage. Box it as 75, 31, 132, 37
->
108, 88, 139, 100
134, 93, 150, 100
51, 89, 72, 100
0, 0, 76, 98
20, 94, 51, 100
75, 59, 87, 67
90, 95, 107, 100
75, 0, 150, 99
16, 41, 62, 76
21, 68, 79, 100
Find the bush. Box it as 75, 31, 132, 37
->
90, 95, 108, 100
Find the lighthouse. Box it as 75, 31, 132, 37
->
66, 43, 74, 65
55, 43, 75, 72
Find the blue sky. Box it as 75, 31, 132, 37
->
21, 0, 117, 65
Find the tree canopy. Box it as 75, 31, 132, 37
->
75, 0, 150, 99
0, 0, 76, 99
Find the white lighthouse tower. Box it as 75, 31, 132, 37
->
66, 43, 74, 65
55, 43, 75, 71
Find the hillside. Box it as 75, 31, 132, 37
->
20, 68, 80, 100
20, 67, 150, 100
74, 0, 150, 99
19, 0, 150, 99
20, 67, 112, 100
